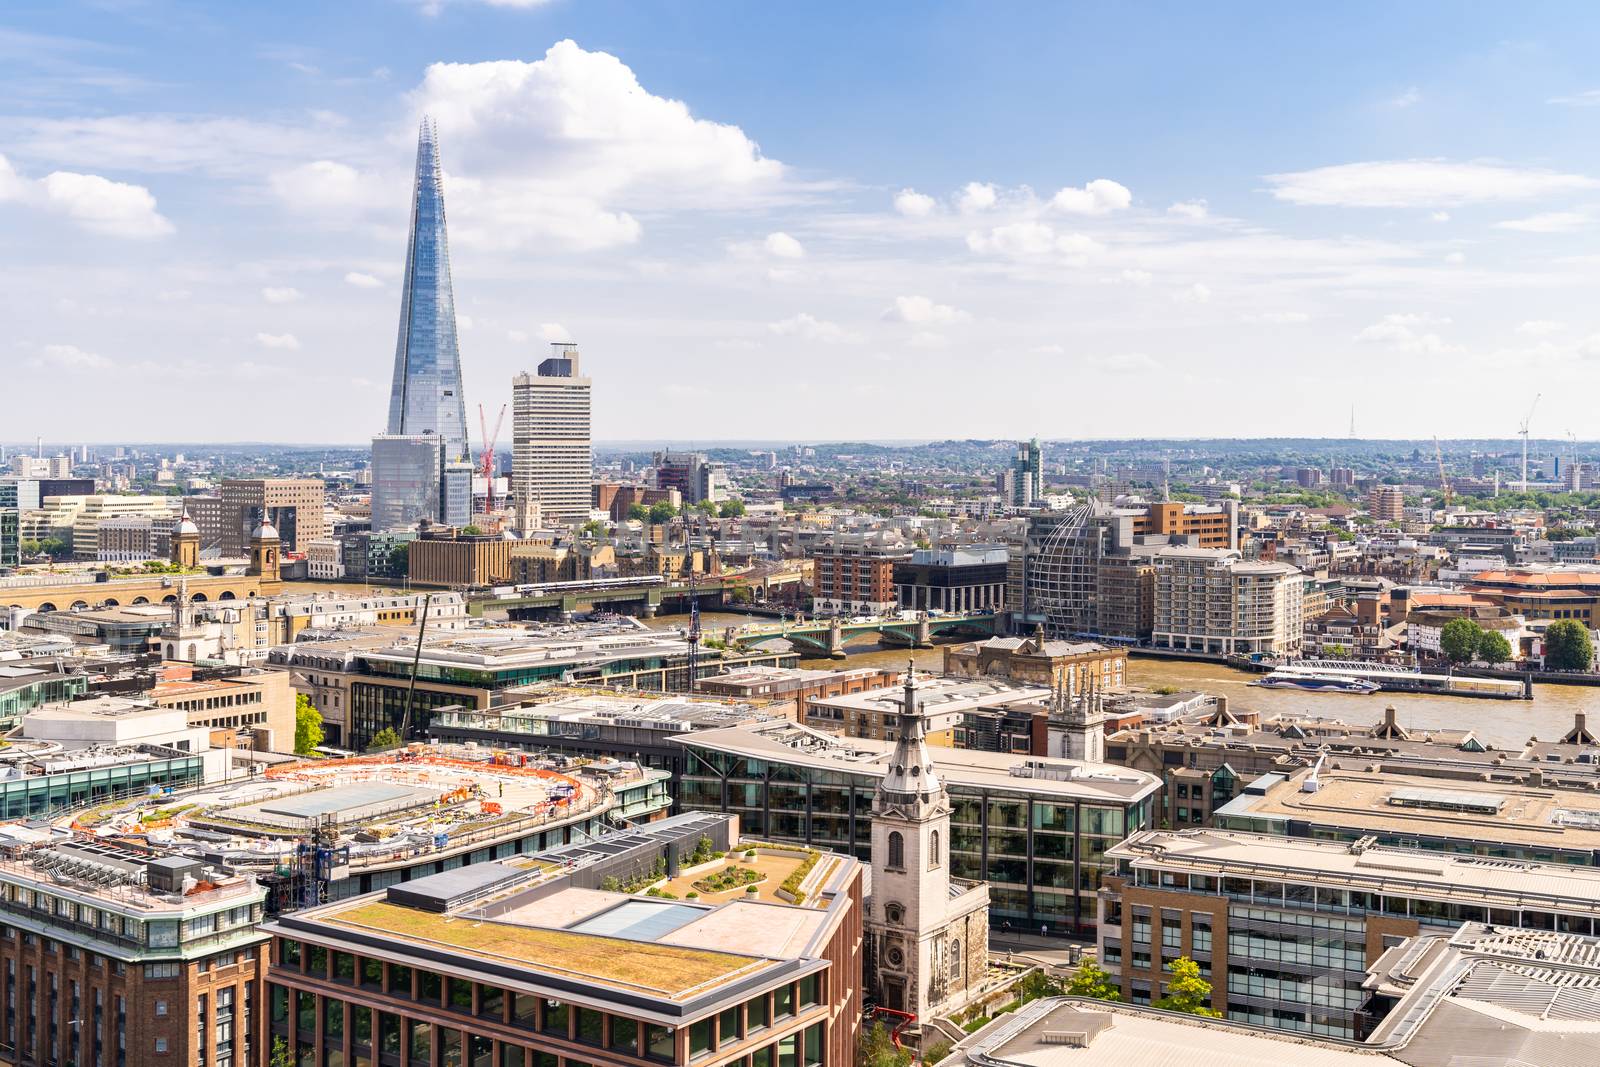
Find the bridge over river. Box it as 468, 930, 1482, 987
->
730, 611, 1001, 658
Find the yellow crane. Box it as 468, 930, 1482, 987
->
1434, 438, 1452, 509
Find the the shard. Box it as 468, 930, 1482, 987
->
385, 116, 468, 462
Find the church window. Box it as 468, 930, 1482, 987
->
928, 830, 940, 869
884, 903, 904, 925
887, 832, 904, 870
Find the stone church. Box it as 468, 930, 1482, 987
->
866, 665, 990, 1022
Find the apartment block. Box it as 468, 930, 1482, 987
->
1152, 547, 1304, 657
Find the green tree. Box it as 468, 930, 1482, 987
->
648, 501, 677, 524
460, 524, 483, 536
1153, 957, 1221, 1017
270, 1036, 293, 1067
627, 503, 649, 522
693, 500, 718, 516
293, 694, 324, 755
367, 726, 403, 752
1439, 618, 1483, 665
923, 1040, 953, 1065
1476, 629, 1513, 665
1546, 619, 1595, 671
579, 519, 606, 538
856, 1022, 911, 1067
1063, 959, 1121, 1002
718, 499, 746, 518
19, 539, 40, 557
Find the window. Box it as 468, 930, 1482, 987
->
646, 1024, 675, 1062
540, 999, 568, 1036
799, 974, 820, 1008
608, 1017, 639, 1056
928, 830, 940, 869
575, 1008, 604, 1047
155, 1037, 168, 1053
775, 985, 794, 1020
747, 994, 770, 1033
155, 1000, 168, 1016
690, 1019, 713, 1059
886, 832, 904, 870
719, 1005, 741, 1046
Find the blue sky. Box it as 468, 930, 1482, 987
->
6, 1, 1600, 443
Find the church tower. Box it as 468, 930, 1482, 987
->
869, 663, 988, 1021
249, 519, 280, 581
1053, 669, 1106, 763
171, 513, 200, 569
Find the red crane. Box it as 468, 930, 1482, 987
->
478, 403, 507, 515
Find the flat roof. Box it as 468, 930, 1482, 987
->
1110, 829, 1600, 913
680, 721, 1160, 804
1225, 766, 1600, 849
253, 782, 429, 821
959, 997, 1398, 1066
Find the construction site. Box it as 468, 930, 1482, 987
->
61, 742, 671, 912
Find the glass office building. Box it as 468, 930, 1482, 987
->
678, 722, 1160, 936
369, 434, 443, 532
386, 116, 469, 462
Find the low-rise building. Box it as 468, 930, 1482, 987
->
810, 533, 911, 615
893, 546, 1008, 613
942, 635, 1126, 693
695, 664, 900, 719
802, 676, 1051, 743
0, 835, 268, 1067
264, 812, 863, 1067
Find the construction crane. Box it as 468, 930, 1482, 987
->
1434, 438, 1452, 509
478, 403, 507, 514
1518, 393, 1541, 491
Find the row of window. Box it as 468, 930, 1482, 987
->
276, 939, 822, 1059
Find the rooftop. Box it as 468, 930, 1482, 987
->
957, 997, 1397, 1067
808, 676, 1052, 716
1110, 828, 1600, 914
680, 720, 1160, 804
1218, 764, 1600, 850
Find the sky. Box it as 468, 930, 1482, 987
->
6, 2, 1600, 445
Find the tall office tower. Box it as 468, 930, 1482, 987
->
385, 117, 469, 459
512, 344, 593, 524
373, 117, 469, 529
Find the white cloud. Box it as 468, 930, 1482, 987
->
507, 329, 529, 342
1167, 200, 1208, 220
883, 295, 970, 325
457, 314, 474, 331
1517, 320, 1566, 336
767, 312, 859, 344
344, 272, 383, 288
894, 188, 936, 217
1095, 352, 1161, 373
404, 41, 787, 250
0, 155, 174, 238
1385, 86, 1422, 109
958, 181, 997, 213
33, 343, 112, 370
1050, 178, 1132, 215
1494, 210, 1593, 233
261, 286, 303, 304
1240, 310, 1310, 324
1430, 211, 1451, 222
255, 332, 302, 350
1549, 89, 1600, 106
1265, 160, 1600, 208
1176, 283, 1212, 304
1030, 344, 1066, 356
1444, 251, 1466, 264
764, 231, 805, 259
966, 222, 1103, 262
1355, 313, 1458, 353
269, 160, 385, 212
1114, 269, 1153, 285
539, 323, 572, 342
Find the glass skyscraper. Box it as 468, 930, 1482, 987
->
372, 117, 470, 530
385, 116, 469, 463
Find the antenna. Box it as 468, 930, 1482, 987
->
1349, 404, 1356, 440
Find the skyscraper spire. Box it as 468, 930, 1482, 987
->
386, 116, 468, 462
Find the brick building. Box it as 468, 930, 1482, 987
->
810, 534, 910, 615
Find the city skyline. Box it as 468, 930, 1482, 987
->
7, 3, 1600, 442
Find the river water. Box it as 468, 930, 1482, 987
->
648, 611, 1594, 750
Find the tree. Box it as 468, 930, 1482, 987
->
294, 694, 324, 755
648, 501, 677, 524
1153, 957, 1221, 1017
626, 503, 649, 522
693, 500, 718, 516
270, 1036, 293, 1067
367, 726, 403, 752
718, 499, 745, 518
1546, 619, 1595, 671
923, 1040, 953, 1065
1063, 959, 1121, 1002
460, 524, 483, 537
856, 1022, 911, 1067
579, 519, 607, 538
1476, 628, 1513, 665
1439, 618, 1483, 665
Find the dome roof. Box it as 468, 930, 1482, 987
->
175, 515, 199, 536
251, 520, 280, 541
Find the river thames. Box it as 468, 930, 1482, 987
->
647, 612, 1594, 750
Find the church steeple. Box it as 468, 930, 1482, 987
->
877, 661, 946, 811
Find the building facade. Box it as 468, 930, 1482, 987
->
218, 479, 327, 555
512, 346, 593, 525
369, 435, 444, 532
810, 535, 910, 615
1152, 547, 1304, 657
893, 547, 1007, 613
